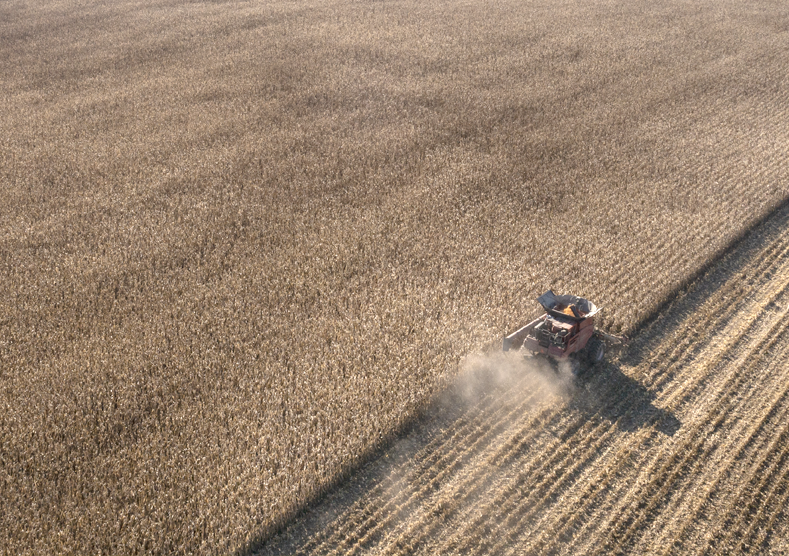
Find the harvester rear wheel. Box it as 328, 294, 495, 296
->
586, 337, 605, 364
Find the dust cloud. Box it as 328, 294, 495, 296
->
453, 349, 577, 407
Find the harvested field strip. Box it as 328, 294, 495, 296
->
645, 233, 789, 394
661, 378, 789, 554
442, 372, 675, 553
259, 204, 789, 556
647, 345, 789, 554
591, 317, 789, 556
388, 410, 611, 555
574, 246, 789, 555
335, 388, 554, 556
373, 400, 571, 556
742, 463, 789, 553
703, 416, 789, 553
300, 371, 557, 555
337, 383, 567, 555
457, 420, 620, 555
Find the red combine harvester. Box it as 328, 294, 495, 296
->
503, 291, 626, 365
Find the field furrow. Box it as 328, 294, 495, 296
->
653, 371, 789, 554
703, 418, 789, 554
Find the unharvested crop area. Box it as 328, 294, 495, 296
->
262, 203, 789, 555
1, 0, 788, 554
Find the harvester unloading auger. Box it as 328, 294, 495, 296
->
503, 291, 627, 365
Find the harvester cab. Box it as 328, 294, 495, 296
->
503, 290, 626, 366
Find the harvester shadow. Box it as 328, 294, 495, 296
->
571, 360, 680, 437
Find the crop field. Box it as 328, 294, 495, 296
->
1, 0, 789, 554
260, 203, 789, 555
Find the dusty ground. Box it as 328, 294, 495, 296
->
258, 202, 789, 555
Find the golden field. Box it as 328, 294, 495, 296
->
1, 0, 788, 553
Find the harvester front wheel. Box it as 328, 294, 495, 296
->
586, 337, 605, 364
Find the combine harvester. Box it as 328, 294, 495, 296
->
503, 290, 627, 367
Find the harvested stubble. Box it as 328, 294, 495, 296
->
1, 0, 788, 554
